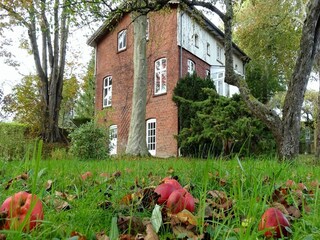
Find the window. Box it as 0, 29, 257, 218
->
103, 76, 112, 107
207, 42, 211, 56
194, 34, 199, 48
146, 119, 156, 156
109, 125, 117, 155
212, 70, 229, 96
187, 59, 196, 75
216, 44, 222, 61
206, 69, 211, 78
154, 58, 167, 95
118, 29, 127, 51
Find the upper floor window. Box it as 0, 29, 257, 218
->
118, 29, 127, 51
187, 59, 196, 75
103, 76, 112, 107
216, 44, 222, 61
207, 42, 211, 56
154, 58, 167, 95
194, 34, 199, 48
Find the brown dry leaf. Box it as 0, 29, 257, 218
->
96, 231, 110, 240
119, 234, 134, 240
5, 172, 28, 190
172, 225, 198, 239
44, 195, 72, 211
98, 200, 112, 210
144, 223, 159, 240
287, 206, 301, 218
176, 210, 197, 226
100, 172, 110, 178
112, 171, 121, 178
70, 231, 87, 240
271, 202, 289, 215
0, 234, 6, 240
81, 171, 93, 181
118, 216, 145, 236
167, 167, 175, 175
45, 180, 54, 191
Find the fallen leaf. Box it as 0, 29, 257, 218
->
176, 210, 197, 226
45, 180, 54, 191
96, 231, 110, 240
145, 223, 159, 240
70, 231, 87, 240
0, 234, 6, 240
5, 172, 28, 190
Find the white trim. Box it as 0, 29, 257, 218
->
146, 119, 156, 156
109, 125, 117, 155
118, 29, 127, 51
103, 76, 112, 107
187, 59, 196, 74
154, 58, 167, 95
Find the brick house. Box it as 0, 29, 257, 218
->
87, 1, 249, 157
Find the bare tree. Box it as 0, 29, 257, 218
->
0, 0, 70, 142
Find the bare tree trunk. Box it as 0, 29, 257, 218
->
223, 0, 320, 160
315, 70, 320, 159
125, 10, 149, 156
28, 0, 69, 143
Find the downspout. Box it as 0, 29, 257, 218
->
180, 11, 184, 78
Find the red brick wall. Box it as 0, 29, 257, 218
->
95, 8, 181, 157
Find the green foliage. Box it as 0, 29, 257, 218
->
245, 60, 285, 103
59, 75, 80, 128
173, 73, 215, 131
74, 55, 95, 120
177, 90, 275, 157
234, 0, 305, 99
69, 121, 109, 160
3, 75, 42, 135
0, 122, 34, 161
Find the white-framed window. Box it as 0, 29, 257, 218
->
216, 44, 222, 61
154, 58, 167, 95
194, 34, 199, 48
212, 70, 229, 96
109, 125, 117, 155
187, 59, 196, 75
207, 42, 211, 56
118, 29, 127, 51
103, 76, 112, 107
146, 119, 156, 156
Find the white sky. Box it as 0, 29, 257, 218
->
0, 27, 93, 95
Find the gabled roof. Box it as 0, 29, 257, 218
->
87, 1, 249, 61
87, 1, 179, 47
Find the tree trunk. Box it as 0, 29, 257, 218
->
28, 0, 69, 143
125, 10, 149, 156
315, 70, 320, 159
222, 0, 320, 160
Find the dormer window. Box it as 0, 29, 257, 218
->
194, 34, 199, 48
217, 44, 222, 61
207, 42, 211, 56
118, 29, 127, 51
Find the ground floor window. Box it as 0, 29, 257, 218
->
109, 125, 117, 155
146, 119, 156, 156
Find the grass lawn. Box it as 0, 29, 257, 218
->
1, 153, 320, 239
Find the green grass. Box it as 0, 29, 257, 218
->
1, 153, 320, 239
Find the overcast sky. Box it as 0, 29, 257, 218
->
0, 27, 93, 95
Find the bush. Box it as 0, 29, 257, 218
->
0, 122, 34, 161
69, 121, 109, 160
